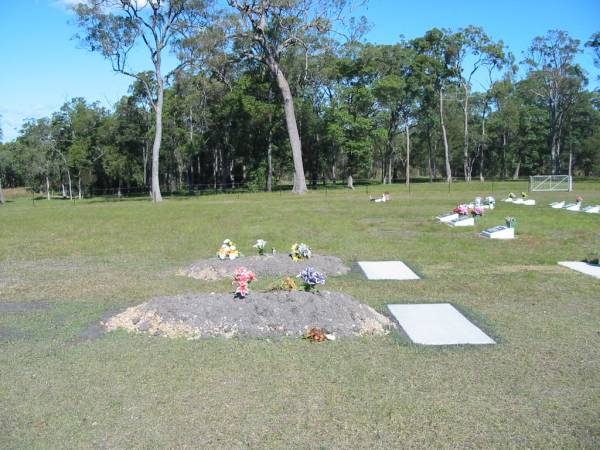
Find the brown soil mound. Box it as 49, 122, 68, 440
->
178, 253, 350, 281
105, 290, 393, 339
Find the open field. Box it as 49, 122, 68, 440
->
1, 181, 599, 448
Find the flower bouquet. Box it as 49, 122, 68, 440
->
505, 216, 516, 228
575, 195, 583, 204
521, 191, 528, 199
217, 239, 241, 260
233, 267, 256, 298
484, 196, 495, 209
290, 242, 312, 261
453, 204, 470, 215
297, 267, 326, 291
253, 239, 267, 256
471, 206, 485, 222
508, 192, 516, 199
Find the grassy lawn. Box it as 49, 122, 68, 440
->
1, 181, 599, 448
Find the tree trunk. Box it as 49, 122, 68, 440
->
568, 141, 573, 177
0, 178, 4, 204
143, 140, 148, 187
272, 65, 307, 194
427, 124, 433, 183
479, 113, 486, 182
78, 175, 82, 199
440, 89, 452, 183
463, 84, 470, 182
46, 176, 51, 200
551, 132, 561, 175
267, 104, 273, 192
347, 174, 354, 190
387, 154, 393, 184
501, 131, 507, 180
150, 71, 164, 202
512, 161, 521, 180
405, 122, 410, 186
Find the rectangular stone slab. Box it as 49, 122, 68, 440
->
558, 261, 600, 279
481, 226, 514, 239
387, 303, 495, 345
358, 261, 420, 280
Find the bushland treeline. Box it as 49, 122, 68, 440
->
0, 8, 598, 200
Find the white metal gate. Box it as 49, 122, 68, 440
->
529, 175, 573, 192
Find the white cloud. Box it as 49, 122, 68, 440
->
0, 105, 54, 143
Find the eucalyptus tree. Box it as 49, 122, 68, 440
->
74, 0, 211, 202
222, 0, 356, 194
450, 26, 507, 181
586, 32, 600, 81
368, 43, 420, 185
16, 119, 61, 199
413, 28, 458, 182
488, 76, 521, 179
524, 30, 587, 174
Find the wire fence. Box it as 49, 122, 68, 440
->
20, 176, 546, 206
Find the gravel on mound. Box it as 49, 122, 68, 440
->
105, 291, 394, 339
178, 253, 350, 281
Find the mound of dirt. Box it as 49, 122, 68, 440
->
178, 253, 350, 281
105, 290, 393, 339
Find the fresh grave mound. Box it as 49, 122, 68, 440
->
105, 290, 393, 339
178, 253, 350, 281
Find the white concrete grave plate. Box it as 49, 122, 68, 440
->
582, 205, 600, 214
512, 198, 525, 204
358, 261, 420, 280
503, 198, 514, 202
523, 199, 536, 206
448, 216, 475, 227
563, 203, 581, 211
550, 201, 565, 209
481, 226, 515, 239
558, 261, 600, 279
436, 212, 459, 223
387, 303, 495, 345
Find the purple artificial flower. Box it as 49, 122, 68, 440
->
297, 267, 326, 289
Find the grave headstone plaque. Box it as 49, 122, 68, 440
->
448, 216, 475, 227
480, 225, 515, 239
387, 303, 495, 345
436, 212, 459, 223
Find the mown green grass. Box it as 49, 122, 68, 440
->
1, 181, 599, 448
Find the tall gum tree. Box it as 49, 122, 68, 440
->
223, 0, 356, 194
413, 28, 457, 183
74, 0, 210, 202
524, 30, 586, 174
450, 26, 506, 182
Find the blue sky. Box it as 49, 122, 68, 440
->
1, 0, 598, 142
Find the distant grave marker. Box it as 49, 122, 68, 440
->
436, 212, 459, 223
480, 225, 515, 240
447, 216, 475, 227
358, 261, 420, 280
558, 261, 600, 279
387, 303, 495, 345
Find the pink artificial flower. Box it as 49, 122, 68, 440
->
472, 206, 484, 216
453, 204, 469, 215
233, 267, 256, 298
235, 281, 249, 297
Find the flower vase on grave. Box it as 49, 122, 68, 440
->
505, 217, 516, 229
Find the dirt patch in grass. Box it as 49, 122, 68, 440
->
105, 290, 393, 339
178, 253, 350, 281
0, 302, 52, 313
